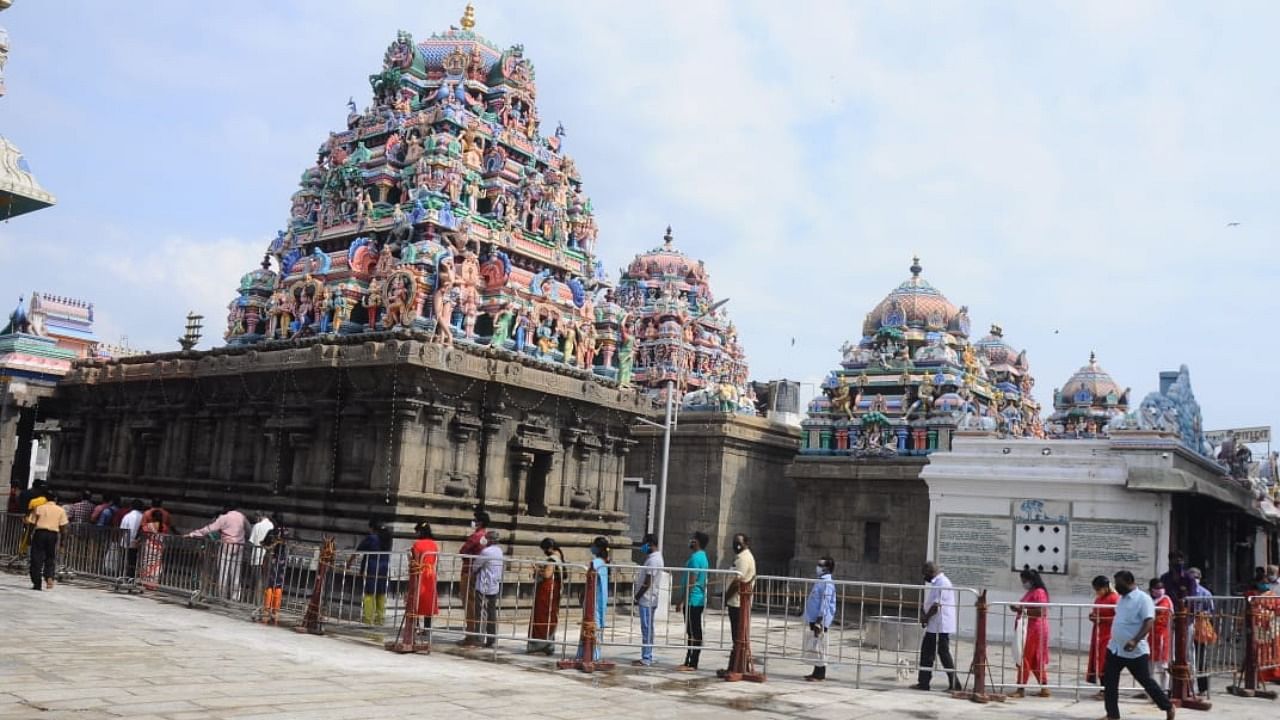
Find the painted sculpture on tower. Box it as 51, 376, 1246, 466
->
222, 7, 635, 381
1045, 352, 1130, 438
801, 257, 1042, 457
615, 227, 752, 413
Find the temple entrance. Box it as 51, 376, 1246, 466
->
525, 452, 550, 517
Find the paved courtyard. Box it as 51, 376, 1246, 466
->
0, 571, 1274, 720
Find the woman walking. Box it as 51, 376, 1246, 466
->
575, 536, 610, 662
528, 537, 565, 655
1011, 568, 1050, 697
1086, 574, 1120, 698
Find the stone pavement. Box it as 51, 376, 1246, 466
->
0, 571, 1274, 720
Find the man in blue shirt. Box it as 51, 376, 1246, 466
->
675, 531, 709, 671
1104, 570, 1175, 720
803, 556, 837, 681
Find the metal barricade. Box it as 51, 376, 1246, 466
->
986, 599, 1185, 696
0, 512, 27, 565
1186, 595, 1246, 694
56, 522, 132, 587
752, 576, 979, 687
597, 562, 744, 667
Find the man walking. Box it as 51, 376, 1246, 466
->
675, 531, 709, 671
632, 533, 664, 667
458, 509, 490, 646
913, 560, 960, 691
1102, 570, 1175, 720
803, 556, 837, 681
27, 490, 68, 590
473, 529, 504, 648
717, 533, 757, 678
1188, 567, 1214, 694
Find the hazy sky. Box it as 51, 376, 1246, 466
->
1, 1, 1276, 434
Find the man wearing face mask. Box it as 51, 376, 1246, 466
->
912, 561, 960, 692
632, 533, 665, 667
803, 556, 837, 681
675, 531, 710, 671
717, 533, 757, 678
1102, 570, 1175, 720
458, 509, 490, 647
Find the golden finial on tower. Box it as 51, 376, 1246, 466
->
460, 3, 476, 31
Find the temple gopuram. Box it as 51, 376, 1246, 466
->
786, 257, 1042, 579
615, 227, 751, 412
47, 7, 649, 557
223, 4, 623, 385
799, 257, 1041, 458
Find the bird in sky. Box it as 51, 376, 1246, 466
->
790, 337, 796, 346
1226, 222, 1241, 227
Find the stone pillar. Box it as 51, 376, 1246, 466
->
420, 404, 448, 494
510, 451, 534, 513
1, 404, 32, 488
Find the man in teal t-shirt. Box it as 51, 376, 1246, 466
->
675, 531, 710, 671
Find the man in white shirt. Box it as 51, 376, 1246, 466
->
247, 511, 275, 567
632, 533, 665, 667
1104, 570, 1175, 720
118, 499, 145, 579
912, 561, 960, 691
473, 530, 504, 648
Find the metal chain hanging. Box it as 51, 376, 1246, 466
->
383, 343, 401, 505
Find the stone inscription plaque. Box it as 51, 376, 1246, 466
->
1069, 520, 1157, 595
935, 515, 1014, 589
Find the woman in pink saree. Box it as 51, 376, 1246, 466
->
1011, 568, 1050, 697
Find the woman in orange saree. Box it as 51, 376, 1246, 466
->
527, 537, 565, 655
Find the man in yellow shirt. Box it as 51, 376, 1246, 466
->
28, 491, 69, 590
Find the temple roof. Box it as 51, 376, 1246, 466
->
974, 324, 1028, 376
861, 257, 968, 338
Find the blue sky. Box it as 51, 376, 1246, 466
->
1, 1, 1276, 434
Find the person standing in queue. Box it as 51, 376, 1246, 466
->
912, 560, 960, 691
717, 533, 757, 678
675, 531, 710, 672
803, 556, 837, 682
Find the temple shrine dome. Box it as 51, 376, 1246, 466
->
861, 257, 969, 339
974, 324, 1028, 376
623, 228, 708, 286
1058, 352, 1125, 406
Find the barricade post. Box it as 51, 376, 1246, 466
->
1170, 597, 1211, 710
722, 585, 765, 682
295, 536, 336, 635
558, 563, 615, 673
387, 552, 428, 654
953, 590, 1002, 703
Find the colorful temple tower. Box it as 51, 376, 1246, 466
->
222, 5, 629, 382
1045, 352, 1130, 437
800, 257, 1041, 456
615, 227, 751, 411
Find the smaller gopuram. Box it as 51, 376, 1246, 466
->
1, 294, 128, 489
0, 0, 56, 220
787, 257, 1040, 580
1044, 352, 1130, 437
46, 7, 652, 557
615, 227, 751, 411
617, 229, 797, 572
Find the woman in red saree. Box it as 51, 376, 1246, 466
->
527, 537, 565, 655
409, 522, 439, 635
1011, 568, 1051, 697
1149, 578, 1173, 688
1087, 575, 1120, 695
